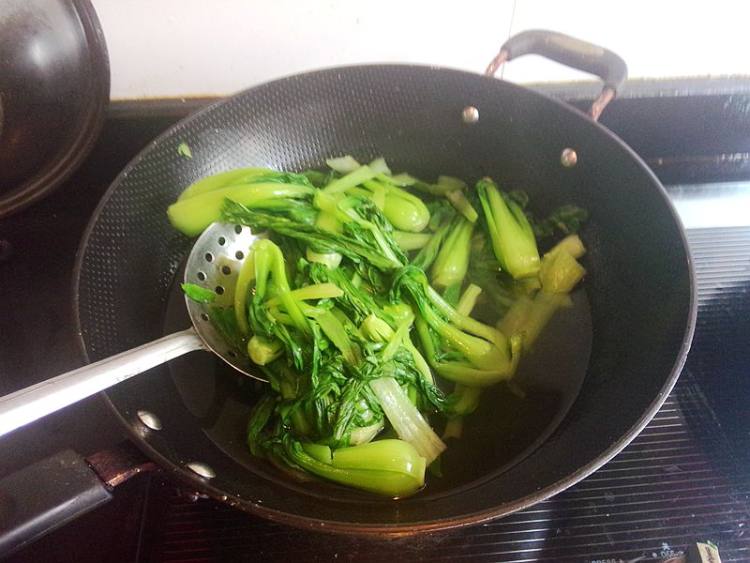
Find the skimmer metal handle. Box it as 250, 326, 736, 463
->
0, 328, 204, 438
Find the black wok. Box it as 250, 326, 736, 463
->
72, 31, 695, 535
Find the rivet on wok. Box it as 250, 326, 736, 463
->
462, 106, 479, 124
136, 409, 162, 431
561, 148, 578, 167
186, 461, 216, 479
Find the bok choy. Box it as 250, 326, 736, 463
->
172, 156, 588, 497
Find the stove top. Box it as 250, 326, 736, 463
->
2, 92, 750, 562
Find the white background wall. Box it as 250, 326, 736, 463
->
93, 0, 750, 100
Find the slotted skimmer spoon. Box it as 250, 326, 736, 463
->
0, 222, 262, 438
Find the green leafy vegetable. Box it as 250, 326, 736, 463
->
446, 190, 478, 223
287, 438, 426, 497
326, 155, 361, 174
540, 249, 586, 294
169, 182, 315, 236
477, 178, 540, 279
431, 216, 475, 289
222, 199, 403, 270
177, 142, 193, 159
393, 231, 432, 251
369, 377, 446, 464
178, 168, 272, 201
381, 183, 431, 232
533, 205, 589, 239
499, 291, 572, 351
392, 266, 519, 386
168, 158, 588, 497
248, 335, 284, 365
181, 283, 216, 304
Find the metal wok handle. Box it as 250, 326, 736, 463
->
486, 29, 628, 121
0, 328, 204, 438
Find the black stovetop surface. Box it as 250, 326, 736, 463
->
2, 92, 750, 562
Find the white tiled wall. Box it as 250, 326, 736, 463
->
93, 0, 750, 100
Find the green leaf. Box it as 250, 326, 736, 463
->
208, 305, 244, 351
177, 142, 193, 159
223, 199, 403, 270
168, 183, 314, 237
181, 283, 216, 303
532, 204, 589, 239
508, 189, 529, 209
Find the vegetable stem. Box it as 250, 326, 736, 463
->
476, 178, 540, 279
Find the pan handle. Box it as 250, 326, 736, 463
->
0, 443, 155, 557
0, 328, 204, 438
485, 29, 628, 121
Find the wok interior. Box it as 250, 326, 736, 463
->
76, 66, 692, 528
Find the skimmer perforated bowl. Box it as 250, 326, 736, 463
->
0, 222, 263, 438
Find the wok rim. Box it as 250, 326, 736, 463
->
72, 63, 698, 535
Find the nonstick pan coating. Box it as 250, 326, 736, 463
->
74, 65, 695, 533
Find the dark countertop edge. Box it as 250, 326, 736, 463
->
107, 76, 750, 119
529, 75, 750, 100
